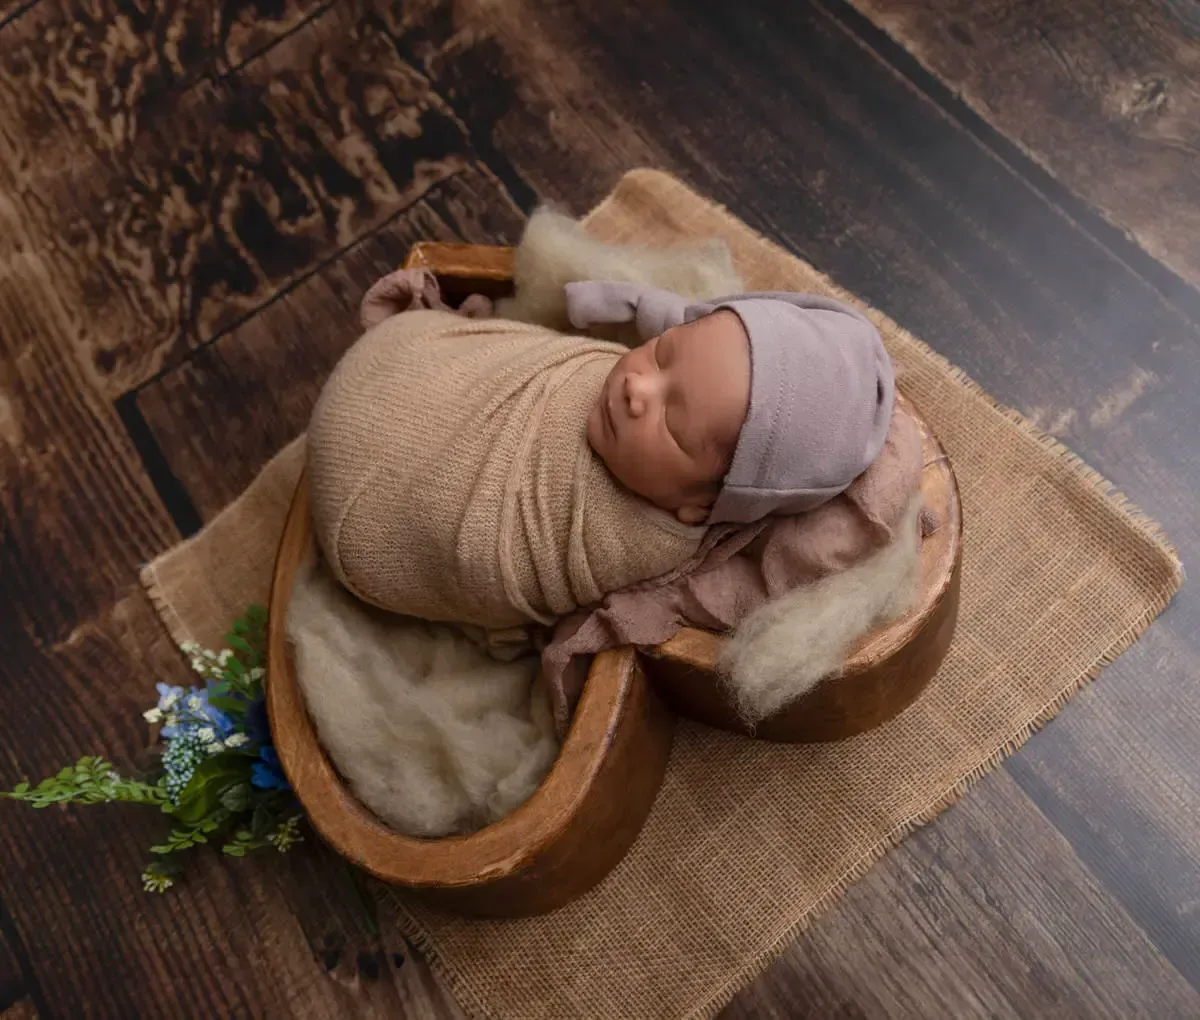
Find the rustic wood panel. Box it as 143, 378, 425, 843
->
725, 772, 1200, 1019
0, 1001, 39, 1020
133, 164, 524, 520
841, 0, 1200, 291
0, 1, 35, 29
0, 1, 472, 396
0, 187, 177, 644
1005, 629, 1200, 988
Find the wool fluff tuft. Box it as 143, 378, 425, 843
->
288, 551, 558, 838
718, 494, 923, 725
495, 207, 743, 331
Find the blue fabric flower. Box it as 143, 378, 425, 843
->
192, 686, 235, 737
155, 683, 185, 709
158, 684, 235, 741
251, 746, 289, 792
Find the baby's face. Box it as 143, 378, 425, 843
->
588, 310, 751, 524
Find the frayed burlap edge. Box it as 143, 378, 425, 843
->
140, 560, 197, 649
369, 196, 1184, 1020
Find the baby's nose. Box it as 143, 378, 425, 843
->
624, 372, 654, 416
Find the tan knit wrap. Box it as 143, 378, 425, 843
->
307, 310, 702, 628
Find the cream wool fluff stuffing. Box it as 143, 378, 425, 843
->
495, 207, 745, 331
718, 494, 923, 724
288, 209, 920, 838
288, 551, 557, 837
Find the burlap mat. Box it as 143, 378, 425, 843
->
142, 169, 1183, 1020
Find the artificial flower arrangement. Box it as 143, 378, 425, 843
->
1, 606, 303, 893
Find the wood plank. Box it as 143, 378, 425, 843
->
724, 773, 1200, 1018
0, 186, 177, 644
0, 0, 329, 164
841, 0, 1200, 290
1005, 628, 1200, 989
0, 1, 472, 396
0, 1, 35, 30
133, 164, 525, 520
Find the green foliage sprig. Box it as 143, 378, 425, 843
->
2, 605, 303, 893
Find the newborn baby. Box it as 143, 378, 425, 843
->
306, 282, 893, 631
567, 281, 895, 525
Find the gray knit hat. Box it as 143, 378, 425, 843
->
565, 281, 895, 524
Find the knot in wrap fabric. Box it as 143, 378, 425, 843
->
306, 310, 703, 627
565, 282, 896, 524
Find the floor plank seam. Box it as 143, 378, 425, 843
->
114, 392, 203, 540
181, 0, 340, 99
0, 0, 38, 33
1005, 753, 1200, 996
118, 166, 479, 399
814, 0, 1200, 332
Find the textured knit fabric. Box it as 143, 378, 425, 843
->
566, 281, 895, 522
306, 309, 703, 628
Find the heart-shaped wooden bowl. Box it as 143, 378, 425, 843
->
267, 241, 961, 916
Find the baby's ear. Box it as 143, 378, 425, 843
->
675, 504, 710, 525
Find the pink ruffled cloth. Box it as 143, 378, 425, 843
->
352, 269, 932, 737
359, 268, 493, 328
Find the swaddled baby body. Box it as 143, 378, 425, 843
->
307, 310, 704, 630
306, 285, 894, 630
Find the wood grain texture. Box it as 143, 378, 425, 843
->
843, 0, 1200, 290
0, 0, 473, 395
0, 183, 177, 643
133, 165, 525, 521
0, 1000, 39, 1020
723, 771, 1200, 1019
0, 1, 35, 30
0, 910, 25, 1015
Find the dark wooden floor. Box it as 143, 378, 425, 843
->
1, 0, 1199, 1017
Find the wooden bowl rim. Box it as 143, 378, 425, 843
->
267, 476, 646, 890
